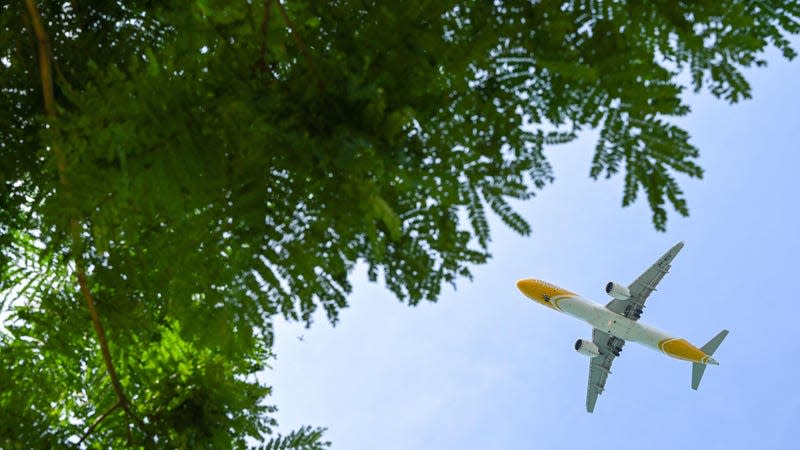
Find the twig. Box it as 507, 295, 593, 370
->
23, 0, 56, 117
274, 0, 325, 89
254, 0, 273, 73
76, 267, 130, 411
77, 400, 122, 445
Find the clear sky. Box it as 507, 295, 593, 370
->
269, 44, 800, 450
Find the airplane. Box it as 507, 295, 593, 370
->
516, 242, 728, 413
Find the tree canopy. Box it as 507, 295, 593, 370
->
1, 0, 798, 447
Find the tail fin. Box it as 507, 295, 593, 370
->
691, 329, 729, 390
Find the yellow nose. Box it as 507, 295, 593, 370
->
516, 279, 544, 300
516, 278, 574, 310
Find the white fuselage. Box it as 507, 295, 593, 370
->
553, 294, 672, 352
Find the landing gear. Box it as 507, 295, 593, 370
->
607, 336, 624, 357
624, 304, 643, 320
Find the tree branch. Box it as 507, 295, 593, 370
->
77, 400, 122, 446
23, 0, 143, 438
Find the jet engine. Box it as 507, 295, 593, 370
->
605, 281, 630, 300
574, 339, 600, 357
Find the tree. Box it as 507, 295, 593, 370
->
1, 0, 797, 447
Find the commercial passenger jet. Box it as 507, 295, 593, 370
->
516, 242, 728, 412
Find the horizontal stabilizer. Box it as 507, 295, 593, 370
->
692, 329, 729, 390
701, 329, 729, 355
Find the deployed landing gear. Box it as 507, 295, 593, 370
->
607, 336, 625, 357
624, 304, 643, 320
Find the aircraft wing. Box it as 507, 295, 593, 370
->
586, 329, 625, 413
605, 241, 684, 321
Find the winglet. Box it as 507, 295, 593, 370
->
691, 329, 729, 390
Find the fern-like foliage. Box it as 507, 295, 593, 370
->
255, 426, 331, 450
482, 0, 798, 229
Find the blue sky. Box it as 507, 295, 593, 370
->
269, 45, 800, 449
